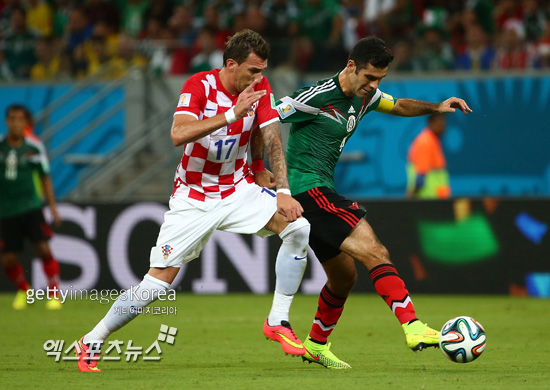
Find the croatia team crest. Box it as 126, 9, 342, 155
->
162, 245, 173, 259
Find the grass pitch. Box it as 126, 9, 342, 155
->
1, 293, 548, 390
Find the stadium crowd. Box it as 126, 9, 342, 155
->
0, 0, 549, 80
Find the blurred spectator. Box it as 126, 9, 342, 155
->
52, 0, 74, 38
494, 0, 523, 32
30, 36, 61, 80
189, 26, 223, 73
0, 0, 20, 35
293, 0, 344, 72
413, 25, 454, 71
84, 35, 111, 76
242, 2, 265, 34
122, 0, 149, 37
522, 0, 548, 43
57, 48, 76, 80
65, 7, 92, 52
538, 19, 550, 67
211, 0, 238, 31
83, 34, 146, 78
261, 0, 299, 67
454, 22, 496, 70
261, 0, 298, 38
390, 39, 415, 71
1, 6, 37, 78
363, 0, 414, 42
0, 50, 15, 80
148, 27, 189, 75
143, 0, 174, 28
202, 3, 232, 50
25, 0, 52, 37
167, 5, 198, 51
341, 0, 367, 52
90, 19, 120, 58
83, 0, 120, 33
495, 19, 538, 69
111, 33, 147, 76
465, 0, 495, 34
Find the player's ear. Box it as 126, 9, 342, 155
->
225, 58, 238, 72
346, 60, 356, 73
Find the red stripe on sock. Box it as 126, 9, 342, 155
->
41, 253, 60, 291
3, 263, 30, 291
310, 285, 347, 343
371, 270, 416, 324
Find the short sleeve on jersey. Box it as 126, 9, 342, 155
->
374, 91, 396, 113
256, 77, 279, 128
26, 136, 50, 176
174, 73, 208, 119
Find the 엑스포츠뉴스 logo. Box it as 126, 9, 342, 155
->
162, 245, 173, 259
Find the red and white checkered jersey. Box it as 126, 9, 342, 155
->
172, 69, 279, 201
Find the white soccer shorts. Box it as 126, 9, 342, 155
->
150, 183, 278, 268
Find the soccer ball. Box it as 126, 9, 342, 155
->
439, 316, 486, 363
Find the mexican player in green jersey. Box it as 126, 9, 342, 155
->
270, 37, 472, 369
0, 104, 62, 310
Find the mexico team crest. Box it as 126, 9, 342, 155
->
346, 115, 356, 132
162, 245, 173, 259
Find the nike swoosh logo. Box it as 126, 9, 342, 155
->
294, 255, 307, 260
305, 348, 320, 361
205, 108, 216, 111
275, 332, 304, 349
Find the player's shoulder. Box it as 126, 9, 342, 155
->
184, 69, 218, 88
24, 134, 46, 150
256, 75, 272, 89
289, 75, 339, 105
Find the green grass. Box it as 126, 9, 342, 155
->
1, 293, 549, 389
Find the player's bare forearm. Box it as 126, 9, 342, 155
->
391, 97, 472, 117
171, 80, 267, 146
261, 122, 289, 190
390, 99, 440, 117
171, 114, 230, 146
41, 175, 62, 226
250, 124, 265, 161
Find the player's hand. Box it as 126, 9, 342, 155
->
254, 169, 275, 188
234, 78, 266, 119
276, 193, 303, 222
438, 97, 473, 114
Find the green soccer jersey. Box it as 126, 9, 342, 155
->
276, 73, 395, 195
0, 135, 50, 218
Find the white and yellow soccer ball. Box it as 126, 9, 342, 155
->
439, 316, 486, 363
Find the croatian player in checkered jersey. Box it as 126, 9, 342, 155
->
75, 30, 310, 372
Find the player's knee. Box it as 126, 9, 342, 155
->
280, 218, 310, 249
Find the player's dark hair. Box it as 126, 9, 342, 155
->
223, 29, 270, 66
5, 104, 33, 125
349, 36, 394, 72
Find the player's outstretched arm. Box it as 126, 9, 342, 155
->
389, 97, 472, 117
170, 79, 266, 146
261, 121, 303, 222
